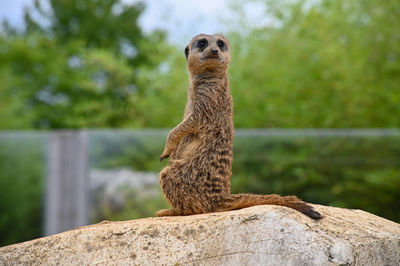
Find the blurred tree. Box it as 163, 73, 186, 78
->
219, 0, 400, 223
23, 0, 160, 66
0, 36, 139, 128
228, 0, 400, 128
1, 0, 400, 129
134, 48, 189, 127
0, 0, 168, 129
113, 0, 400, 128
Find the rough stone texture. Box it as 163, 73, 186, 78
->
1, 205, 399, 266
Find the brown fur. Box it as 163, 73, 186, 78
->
158, 34, 322, 219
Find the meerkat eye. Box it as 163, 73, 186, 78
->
217, 40, 225, 48
197, 39, 208, 48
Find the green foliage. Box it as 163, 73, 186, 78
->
2, 0, 399, 128
0, 135, 45, 247
0, 36, 137, 128
23, 0, 159, 65
134, 50, 189, 127
103, 0, 400, 128
0, 0, 168, 129
228, 0, 400, 127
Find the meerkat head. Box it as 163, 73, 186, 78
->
185, 34, 231, 76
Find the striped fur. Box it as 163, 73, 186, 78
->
157, 34, 322, 220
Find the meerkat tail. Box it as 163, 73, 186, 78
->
217, 194, 322, 220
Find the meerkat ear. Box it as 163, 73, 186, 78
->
184, 46, 189, 60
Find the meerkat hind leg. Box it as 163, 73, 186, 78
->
155, 208, 179, 217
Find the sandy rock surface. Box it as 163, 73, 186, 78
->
1, 204, 399, 265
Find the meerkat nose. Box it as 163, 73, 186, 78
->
211, 48, 218, 55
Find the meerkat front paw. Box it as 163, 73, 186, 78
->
160, 146, 173, 162
160, 152, 170, 162
160, 132, 178, 161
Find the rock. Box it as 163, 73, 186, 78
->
1, 205, 399, 265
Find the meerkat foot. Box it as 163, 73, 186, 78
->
155, 209, 178, 217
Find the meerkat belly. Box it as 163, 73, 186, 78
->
178, 135, 203, 159
171, 134, 199, 160
173, 131, 227, 163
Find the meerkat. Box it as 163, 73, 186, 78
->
157, 34, 322, 219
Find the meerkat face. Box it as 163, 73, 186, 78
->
185, 34, 231, 75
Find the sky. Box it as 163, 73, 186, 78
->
140, 0, 232, 45
0, 0, 34, 27
0, 0, 267, 46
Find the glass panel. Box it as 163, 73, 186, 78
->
0, 132, 47, 246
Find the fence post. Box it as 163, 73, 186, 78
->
45, 131, 89, 236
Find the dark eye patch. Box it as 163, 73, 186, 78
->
195, 38, 208, 49
217, 39, 227, 51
